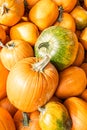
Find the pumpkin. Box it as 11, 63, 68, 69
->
71, 6, 87, 30
26, 0, 40, 9
0, 25, 6, 44
53, 0, 77, 12
14, 110, 41, 130
38, 101, 72, 130
80, 89, 87, 102
10, 22, 39, 46
34, 26, 79, 71
79, 27, 87, 50
0, 60, 9, 100
73, 42, 85, 66
0, 40, 34, 70
0, 0, 24, 26
54, 11, 76, 32
64, 97, 87, 130
7, 56, 59, 112
29, 0, 59, 30
0, 97, 17, 117
55, 66, 87, 99
0, 107, 16, 130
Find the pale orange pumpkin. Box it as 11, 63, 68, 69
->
64, 97, 87, 130
7, 56, 59, 112
0, 0, 24, 26
0, 107, 16, 130
0, 40, 34, 70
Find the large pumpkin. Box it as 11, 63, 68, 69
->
0, 0, 24, 26
38, 100, 72, 130
6, 56, 59, 112
35, 26, 79, 71
0, 107, 16, 130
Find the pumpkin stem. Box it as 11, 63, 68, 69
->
32, 55, 50, 72
0, 4, 9, 15
22, 112, 29, 126
38, 42, 49, 49
57, 6, 64, 22
6, 42, 15, 48
38, 107, 45, 114
0, 41, 6, 48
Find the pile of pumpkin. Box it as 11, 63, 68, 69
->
0, 0, 87, 130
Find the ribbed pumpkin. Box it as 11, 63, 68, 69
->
35, 26, 79, 71
7, 56, 59, 112
38, 101, 72, 130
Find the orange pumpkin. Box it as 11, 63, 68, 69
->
0, 25, 6, 44
80, 89, 87, 102
64, 97, 87, 130
54, 12, 76, 32
0, 97, 17, 117
14, 110, 41, 130
79, 27, 87, 50
26, 0, 40, 9
80, 62, 87, 84
84, 0, 87, 8
0, 60, 9, 100
29, 0, 59, 30
10, 22, 39, 46
73, 42, 85, 66
53, 0, 77, 12
0, 0, 24, 26
0, 40, 34, 70
0, 107, 16, 130
7, 56, 59, 112
55, 66, 87, 99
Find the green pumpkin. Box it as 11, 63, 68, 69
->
38, 101, 72, 130
34, 26, 79, 71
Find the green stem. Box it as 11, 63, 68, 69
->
38, 42, 49, 49
22, 112, 29, 126
57, 6, 64, 22
32, 55, 50, 72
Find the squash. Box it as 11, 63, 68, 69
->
0, 0, 24, 26
55, 66, 87, 99
35, 26, 79, 71
7, 56, 59, 112
0, 107, 16, 130
38, 101, 72, 130
0, 40, 34, 70
14, 110, 41, 130
64, 97, 87, 130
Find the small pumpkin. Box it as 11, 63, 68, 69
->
80, 89, 87, 102
0, 97, 17, 117
0, 25, 6, 44
55, 66, 87, 99
38, 101, 72, 130
35, 26, 79, 71
26, 0, 40, 9
0, 0, 24, 26
10, 22, 39, 46
64, 97, 87, 130
29, 0, 59, 30
7, 56, 59, 112
14, 110, 41, 130
0, 40, 34, 70
0, 107, 16, 130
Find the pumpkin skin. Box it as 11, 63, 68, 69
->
0, 25, 6, 44
71, 6, 87, 30
0, 0, 24, 26
29, 0, 59, 30
38, 101, 72, 130
0, 97, 17, 117
0, 40, 34, 70
7, 56, 59, 112
14, 110, 41, 130
35, 26, 79, 71
80, 89, 87, 102
55, 66, 87, 99
0, 60, 9, 100
64, 97, 87, 130
0, 107, 16, 130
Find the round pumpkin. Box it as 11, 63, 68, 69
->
7, 56, 59, 112
0, 40, 34, 70
14, 110, 41, 130
0, 107, 16, 130
38, 101, 72, 130
55, 66, 87, 99
0, 0, 24, 26
35, 26, 79, 71
64, 97, 87, 130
